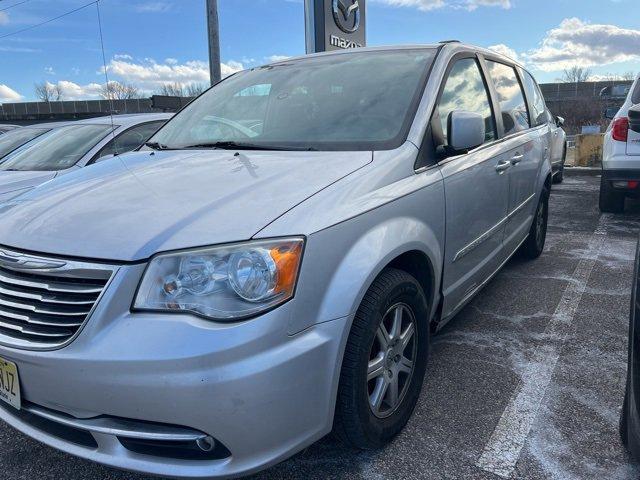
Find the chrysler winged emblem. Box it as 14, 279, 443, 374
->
333, 0, 361, 34
0, 250, 66, 270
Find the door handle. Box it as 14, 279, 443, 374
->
511, 153, 524, 165
495, 160, 511, 173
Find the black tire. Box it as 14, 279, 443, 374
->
621, 386, 630, 446
552, 146, 566, 184
333, 268, 429, 449
519, 187, 549, 259
552, 167, 564, 184
599, 176, 625, 213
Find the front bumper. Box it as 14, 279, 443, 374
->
0, 262, 351, 478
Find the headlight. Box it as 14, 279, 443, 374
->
134, 238, 304, 320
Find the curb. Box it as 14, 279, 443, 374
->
564, 167, 600, 177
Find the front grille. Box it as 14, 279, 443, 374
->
0, 248, 115, 349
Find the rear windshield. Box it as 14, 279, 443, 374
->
149, 49, 437, 151
0, 127, 50, 160
0, 124, 114, 171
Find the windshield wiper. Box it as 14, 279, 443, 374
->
181, 141, 317, 151
144, 141, 168, 150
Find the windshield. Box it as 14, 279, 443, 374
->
0, 127, 50, 160
149, 49, 437, 151
0, 124, 114, 171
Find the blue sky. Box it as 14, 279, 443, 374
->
0, 0, 639, 102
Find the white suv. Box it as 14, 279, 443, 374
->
601, 76, 640, 212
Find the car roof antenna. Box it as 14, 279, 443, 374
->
96, 1, 117, 152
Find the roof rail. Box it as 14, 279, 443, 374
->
439, 40, 461, 44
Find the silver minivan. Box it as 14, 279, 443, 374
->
0, 42, 551, 478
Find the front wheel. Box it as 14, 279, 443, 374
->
519, 187, 549, 259
333, 268, 429, 449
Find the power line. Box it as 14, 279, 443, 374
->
95, 0, 115, 139
0, 1, 97, 39
0, 0, 31, 12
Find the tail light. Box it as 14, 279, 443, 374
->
612, 117, 629, 142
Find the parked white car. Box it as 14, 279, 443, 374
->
601, 75, 640, 212
0, 113, 171, 202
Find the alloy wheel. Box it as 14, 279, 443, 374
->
367, 303, 417, 419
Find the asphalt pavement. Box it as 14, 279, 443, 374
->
1, 173, 639, 480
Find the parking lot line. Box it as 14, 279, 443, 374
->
476, 214, 610, 479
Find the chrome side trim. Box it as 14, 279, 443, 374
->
443, 233, 530, 328
453, 192, 536, 263
453, 217, 508, 262
25, 403, 207, 442
507, 192, 536, 221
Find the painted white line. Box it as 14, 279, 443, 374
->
476, 215, 610, 478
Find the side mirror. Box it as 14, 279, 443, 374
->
447, 111, 485, 154
605, 107, 619, 120
555, 116, 565, 127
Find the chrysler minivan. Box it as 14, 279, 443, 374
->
0, 42, 552, 478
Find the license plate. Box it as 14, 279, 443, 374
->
0, 357, 20, 410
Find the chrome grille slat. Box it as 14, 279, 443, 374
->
0, 284, 97, 305
0, 270, 105, 294
0, 248, 115, 348
0, 296, 92, 316
0, 318, 74, 338
0, 308, 85, 327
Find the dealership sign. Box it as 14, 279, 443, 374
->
304, 0, 366, 53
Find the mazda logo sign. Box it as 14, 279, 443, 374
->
332, 0, 360, 34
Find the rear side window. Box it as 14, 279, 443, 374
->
434, 58, 497, 147
96, 121, 166, 160
486, 61, 530, 135
521, 71, 547, 127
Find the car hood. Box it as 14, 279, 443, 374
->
0, 150, 371, 261
0, 170, 56, 195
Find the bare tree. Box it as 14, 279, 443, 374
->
101, 81, 141, 100
184, 83, 207, 97
34, 82, 62, 102
622, 71, 637, 81
156, 82, 207, 97
157, 82, 185, 97
561, 66, 592, 83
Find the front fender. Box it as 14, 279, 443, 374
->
288, 179, 445, 335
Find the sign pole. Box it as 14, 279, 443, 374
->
206, 0, 222, 84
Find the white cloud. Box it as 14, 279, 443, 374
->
135, 2, 172, 13
488, 44, 520, 62
373, 0, 510, 11
103, 57, 244, 93
526, 18, 640, 72
465, 0, 510, 10
113, 53, 133, 60
0, 12, 9, 26
46, 81, 103, 100
0, 85, 23, 103
44, 66, 55, 76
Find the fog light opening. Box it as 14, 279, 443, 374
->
196, 436, 216, 452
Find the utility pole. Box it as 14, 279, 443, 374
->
206, 0, 221, 84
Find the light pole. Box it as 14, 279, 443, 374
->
206, 0, 221, 84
